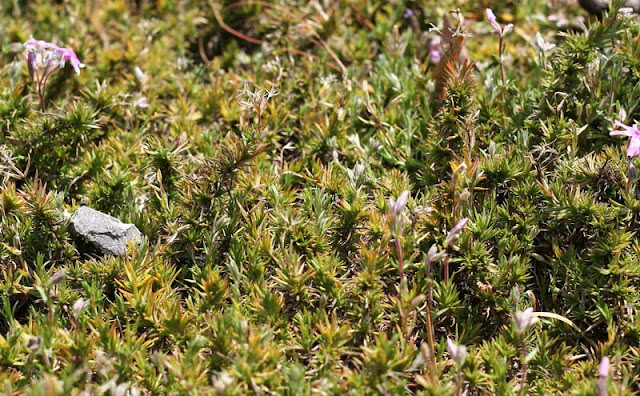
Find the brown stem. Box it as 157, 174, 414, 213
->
38, 86, 45, 112
198, 36, 211, 66
444, 254, 450, 284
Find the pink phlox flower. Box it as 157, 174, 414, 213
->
55, 47, 85, 74
610, 120, 640, 159
24, 38, 59, 52
485, 8, 513, 37
23, 38, 85, 75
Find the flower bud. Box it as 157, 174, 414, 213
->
427, 244, 445, 264
50, 269, 67, 285
73, 298, 90, 319
447, 337, 467, 366
445, 218, 469, 245
515, 307, 538, 334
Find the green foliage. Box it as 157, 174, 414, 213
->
1, 0, 639, 394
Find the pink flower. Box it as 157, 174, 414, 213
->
445, 217, 469, 245
55, 47, 85, 74
598, 356, 609, 396
23, 37, 85, 110
388, 190, 410, 235
24, 38, 59, 52
599, 356, 609, 379
23, 38, 85, 76
388, 190, 409, 218
485, 8, 513, 37
610, 120, 640, 159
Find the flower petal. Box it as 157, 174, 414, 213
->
628, 136, 640, 158
610, 130, 635, 137
485, 8, 501, 34
503, 23, 514, 35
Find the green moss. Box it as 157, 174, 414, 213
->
0, 0, 639, 394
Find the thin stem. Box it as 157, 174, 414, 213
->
395, 237, 405, 292
425, 260, 436, 378
394, 236, 409, 337
37, 69, 52, 112
38, 87, 45, 112
519, 337, 528, 395
443, 254, 450, 284
456, 369, 463, 396
499, 35, 506, 87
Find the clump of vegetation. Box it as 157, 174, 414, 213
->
1, 0, 640, 394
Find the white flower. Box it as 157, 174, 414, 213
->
515, 307, 538, 333
447, 337, 468, 366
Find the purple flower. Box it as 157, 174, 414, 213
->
515, 307, 538, 333
485, 8, 513, 37
445, 217, 469, 245
23, 38, 85, 110
50, 269, 67, 285
73, 298, 90, 319
446, 337, 468, 366
388, 190, 410, 236
23, 38, 85, 76
403, 8, 414, 19
55, 47, 85, 75
24, 38, 59, 52
389, 190, 409, 218
599, 356, 609, 379
427, 244, 445, 264
428, 38, 442, 63
610, 120, 640, 159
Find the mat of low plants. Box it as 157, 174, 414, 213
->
2, 0, 640, 394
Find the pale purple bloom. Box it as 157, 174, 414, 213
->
446, 337, 467, 366
50, 269, 67, 285
610, 120, 640, 159
73, 298, 90, 318
445, 217, 468, 245
388, 190, 410, 235
599, 356, 609, 378
55, 47, 85, 74
133, 95, 150, 109
24, 38, 59, 52
486, 8, 500, 33
428, 38, 442, 63
24, 38, 85, 77
427, 244, 445, 264
515, 307, 538, 333
485, 8, 513, 37
389, 190, 409, 218
403, 8, 414, 19
23, 38, 85, 110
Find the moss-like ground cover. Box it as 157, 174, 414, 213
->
2, 0, 640, 394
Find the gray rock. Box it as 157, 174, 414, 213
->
70, 206, 142, 256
